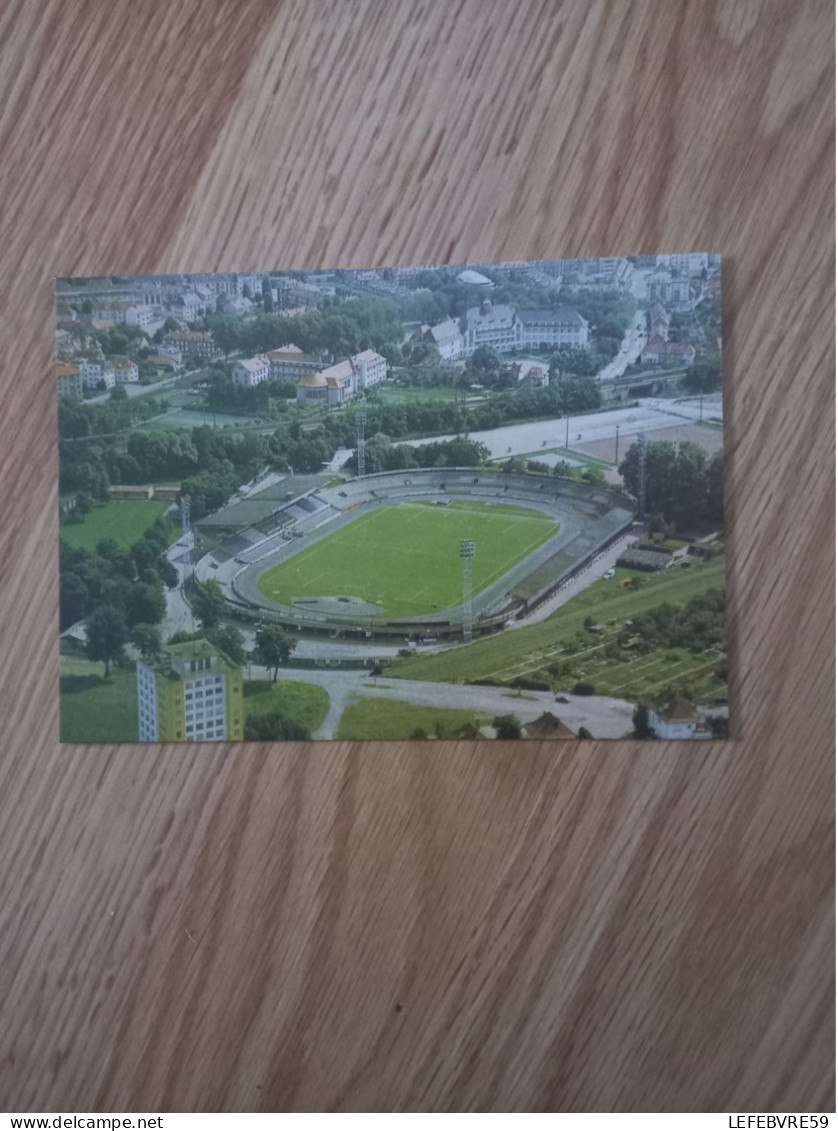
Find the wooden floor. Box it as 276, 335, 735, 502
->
0, 0, 833, 1113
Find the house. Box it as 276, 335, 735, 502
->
221, 295, 255, 317
648, 272, 693, 308
648, 301, 670, 341
56, 363, 83, 399
137, 638, 244, 743
352, 349, 387, 391
521, 712, 577, 740
648, 695, 711, 740
232, 355, 271, 388
80, 359, 115, 389
296, 360, 355, 405
516, 307, 590, 350
266, 345, 322, 381
91, 300, 132, 323
464, 301, 518, 353
125, 304, 155, 329
110, 355, 139, 384
146, 354, 178, 372
640, 337, 696, 366
657, 253, 708, 276
517, 360, 549, 387
169, 291, 203, 323
163, 330, 221, 362
295, 350, 388, 404
422, 317, 466, 362
155, 343, 183, 366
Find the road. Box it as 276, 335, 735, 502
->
243, 665, 634, 740
401, 398, 718, 461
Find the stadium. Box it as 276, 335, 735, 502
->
191, 469, 636, 643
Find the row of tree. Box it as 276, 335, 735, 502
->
619, 440, 724, 530
202, 297, 404, 361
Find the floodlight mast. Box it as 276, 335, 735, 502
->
636, 433, 647, 519
356, 409, 366, 478
180, 493, 195, 630
460, 539, 475, 643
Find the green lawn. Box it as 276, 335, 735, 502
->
336, 697, 479, 740
374, 384, 463, 406
243, 679, 329, 732
59, 500, 174, 551
60, 656, 138, 743
258, 500, 558, 617
388, 557, 726, 687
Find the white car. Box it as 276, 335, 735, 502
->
603, 569, 616, 579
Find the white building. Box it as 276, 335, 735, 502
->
424, 317, 467, 362
137, 639, 244, 743
125, 304, 154, 329
516, 307, 589, 350
56, 364, 83, 399
648, 696, 711, 740
657, 253, 709, 276
352, 349, 387, 391
295, 349, 387, 404
267, 344, 322, 381
464, 301, 518, 353
80, 359, 115, 389
232, 355, 271, 387
111, 356, 140, 384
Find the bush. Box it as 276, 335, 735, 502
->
572, 682, 596, 696
510, 676, 552, 692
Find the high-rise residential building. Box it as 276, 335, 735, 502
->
137, 639, 244, 743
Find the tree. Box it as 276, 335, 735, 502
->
632, 703, 655, 738
578, 727, 593, 739
86, 605, 128, 677
191, 578, 226, 630
59, 571, 89, 630
493, 713, 522, 739
130, 622, 162, 661
253, 624, 297, 680
126, 581, 166, 627
74, 491, 93, 517
244, 711, 309, 741
209, 623, 246, 666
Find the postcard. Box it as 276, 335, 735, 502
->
57, 254, 726, 742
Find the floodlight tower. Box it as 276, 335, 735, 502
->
179, 493, 195, 629
356, 408, 366, 478
180, 492, 191, 537
636, 433, 647, 519
459, 539, 475, 643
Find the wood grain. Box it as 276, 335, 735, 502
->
0, 0, 833, 1112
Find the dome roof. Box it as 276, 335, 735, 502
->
456, 268, 493, 287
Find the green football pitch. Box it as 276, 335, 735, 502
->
257, 500, 558, 618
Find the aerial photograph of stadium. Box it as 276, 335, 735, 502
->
57, 254, 727, 743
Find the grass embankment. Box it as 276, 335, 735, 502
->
388, 558, 726, 701
60, 656, 138, 743
60, 500, 176, 552
243, 680, 329, 733
336, 697, 479, 740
